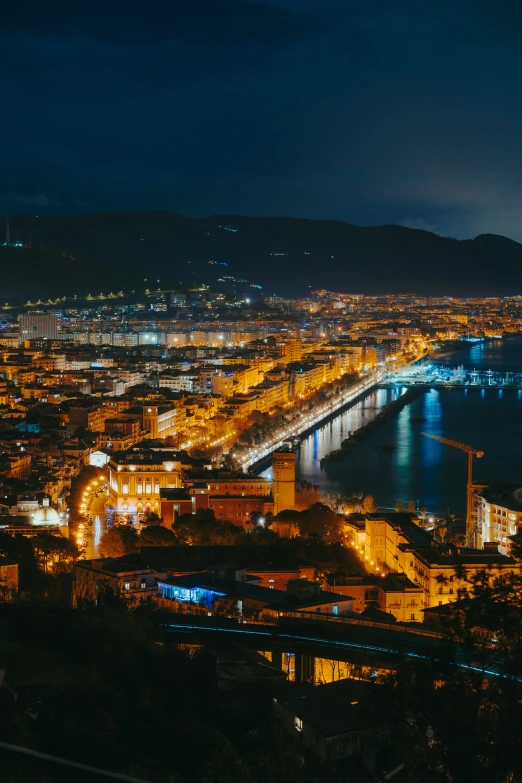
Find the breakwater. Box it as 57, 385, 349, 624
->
320, 387, 423, 464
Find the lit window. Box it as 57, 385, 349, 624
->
294, 717, 303, 732
124, 583, 131, 590
140, 581, 147, 589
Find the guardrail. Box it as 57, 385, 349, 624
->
158, 602, 443, 640
283, 611, 443, 639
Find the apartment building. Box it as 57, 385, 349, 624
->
364, 512, 520, 609
476, 484, 522, 553
68, 402, 107, 433
19, 314, 59, 345
141, 404, 183, 439
72, 557, 163, 606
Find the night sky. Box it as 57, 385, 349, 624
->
2, 1, 522, 240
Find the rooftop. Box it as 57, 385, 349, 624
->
413, 544, 517, 567
275, 679, 382, 737
479, 484, 522, 512
139, 545, 312, 573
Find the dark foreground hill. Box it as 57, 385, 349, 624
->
1, 211, 520, 299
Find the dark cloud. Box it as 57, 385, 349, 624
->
4, 1, 324, 47
1, 0, 522, 242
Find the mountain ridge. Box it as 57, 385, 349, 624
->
2, 211, 520, 299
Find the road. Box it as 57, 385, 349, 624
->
241, 369, 385, 471
84, 492, 108, 560
162, 617, 509, 682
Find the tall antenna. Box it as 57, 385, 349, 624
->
5, 218, 10, 246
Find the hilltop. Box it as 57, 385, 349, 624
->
1, 211, 520, 299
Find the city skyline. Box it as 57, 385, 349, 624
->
3, 4, 522, 780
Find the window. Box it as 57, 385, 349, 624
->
449, 575, 454, 582
122, 485, 129, 494
124, 583, 131, 590
410, 613, 415, 620
140, 581, 147, 589
449, 588, 454, 595
294, 717, 303, 732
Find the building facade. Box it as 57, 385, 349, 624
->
108, 450, 182, 522
19, 314, 59, 345
476, 485, 522, 554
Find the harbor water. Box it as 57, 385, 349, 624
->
262, 336, 522, 515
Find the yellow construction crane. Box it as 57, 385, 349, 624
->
420, 432, 484, 543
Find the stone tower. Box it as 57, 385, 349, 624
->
272, 452, 295, 516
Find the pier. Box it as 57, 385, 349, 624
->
384, 364, 522, 388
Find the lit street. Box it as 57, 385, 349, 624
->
83, 491, 107, 560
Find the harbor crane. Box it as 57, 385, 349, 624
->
420, 433, 484, 543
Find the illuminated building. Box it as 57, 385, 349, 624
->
156, 568, 353, 618
364, 512, 520, 608
108, 450, 182, 521
72, 557, 163, 606
140, 545, 314, 590
273, 452, 296, 515
18, 314, 59, 345
68, 402, 106, 433
476, 485, 522, 554
330, 573, 425, 622
141, 404, 181, 439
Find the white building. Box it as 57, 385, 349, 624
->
476, 485, 522, 554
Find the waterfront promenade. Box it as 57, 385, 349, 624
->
242, 368, 385, 471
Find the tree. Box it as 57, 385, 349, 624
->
143, 511, 163, 526
407, 499, 416, 513
385, 570, 522, 783
299, 503, 343, 541
395, 499, 404, 512
31, 533, 78, 574
294, 480, 321, 511
140, 526, 176, 546
171, 509, 244, 546
99, 525, 139, 558
363, 494, 378, 514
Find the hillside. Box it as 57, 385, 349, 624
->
1, 212, 520, 300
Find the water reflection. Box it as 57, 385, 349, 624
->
261, 339, 522, 515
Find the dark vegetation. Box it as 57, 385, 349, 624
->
3, 212, 522, 299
